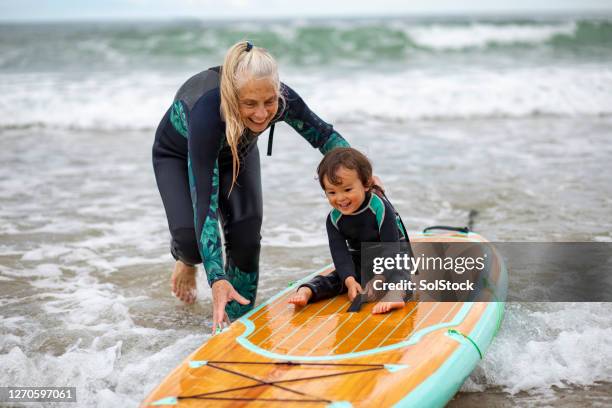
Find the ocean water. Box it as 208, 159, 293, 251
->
1, 15, 612, 407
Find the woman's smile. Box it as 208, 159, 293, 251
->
238, 78, 279, 133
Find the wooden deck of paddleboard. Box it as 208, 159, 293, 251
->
142, 233, 504, 407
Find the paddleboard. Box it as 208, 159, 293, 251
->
142, 231, 507, 407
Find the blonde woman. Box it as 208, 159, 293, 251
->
152, 41, 349, 332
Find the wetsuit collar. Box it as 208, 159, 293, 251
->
348, 191, 372, 216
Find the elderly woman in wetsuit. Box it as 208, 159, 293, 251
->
152, 41, 350, 332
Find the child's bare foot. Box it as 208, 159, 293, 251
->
171, 261, 197, 304
288, 287, 313, 306
372, 301, 405, 314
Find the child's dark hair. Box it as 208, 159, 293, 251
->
317, 147, 373, 190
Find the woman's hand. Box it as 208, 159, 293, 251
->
345, 276, 364, 301
211, 279, 250, 334
372, 175, 385, 193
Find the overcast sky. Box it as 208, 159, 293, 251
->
1, 0, 612, 22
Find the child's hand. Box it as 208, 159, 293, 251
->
345, 276, 363, 301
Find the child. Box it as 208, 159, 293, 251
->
288, 147, 412, 314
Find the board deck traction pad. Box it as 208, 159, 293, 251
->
146, 232, 506, 407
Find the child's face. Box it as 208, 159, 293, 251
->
323, 166, 370, 215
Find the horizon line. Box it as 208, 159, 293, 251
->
2, 8, 612, 24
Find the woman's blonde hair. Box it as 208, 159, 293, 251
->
220, 41, 282, 193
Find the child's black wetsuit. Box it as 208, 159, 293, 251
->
152, 67, 349, 318
300, 192, 411, 302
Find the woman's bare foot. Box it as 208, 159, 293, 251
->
288, 286, 313, 306
372, 301, 405, 314
171, 261, 197, 304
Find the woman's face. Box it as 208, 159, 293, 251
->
238, 77, 279, 133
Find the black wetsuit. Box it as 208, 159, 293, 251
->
300, 192, 411, 303
152, 67, 349, 319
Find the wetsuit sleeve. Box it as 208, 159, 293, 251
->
280, 83, 350, 154
368, 194, 402, 265
187, 92, 226, 287
169, 100, 189, 137
380, 197, 409, 281
379, 198, 401, 243
326, 215, 357, 283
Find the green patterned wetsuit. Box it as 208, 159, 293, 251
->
153, 67, 349, 319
